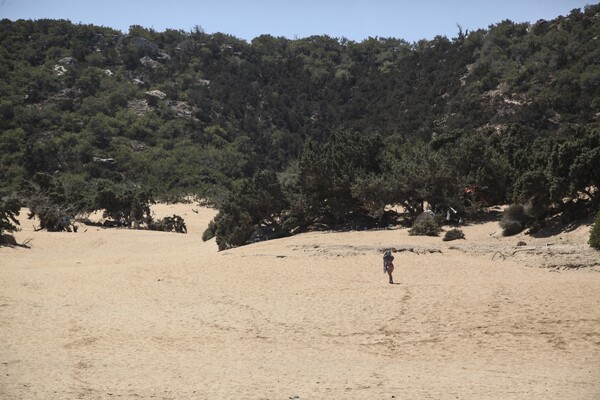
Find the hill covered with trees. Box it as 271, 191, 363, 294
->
1, 5, 599, 248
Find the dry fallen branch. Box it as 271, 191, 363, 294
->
492, 248, 536, 261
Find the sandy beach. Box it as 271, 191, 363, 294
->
1, 203, 599, 399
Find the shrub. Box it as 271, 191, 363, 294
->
93, 181, 154, 228
589, 209, 600, 250
26, 190, 75, 232
148, 214, 187, 233
500, 220, 523, 236
409, 216, 441, 236
213, 205, 254, 250
443, 228, 465, 241
22, 173, 83, 232
503, 204, 528, 223
0, 194, 21, 237
28, 203, 74, 232
298, 129, 383, 222
202, 220, 216, 242
211, 170, 289, 250
513, 170, 551, 220
500, 204, 529, 236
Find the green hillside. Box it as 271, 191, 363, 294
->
1, 5, 599, 248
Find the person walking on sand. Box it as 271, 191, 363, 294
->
383, 250, 395, 284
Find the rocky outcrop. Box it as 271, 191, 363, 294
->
57, 57, 76, 65
48, 87, 81, 108
53, 65, 67, 76
175, 39, 195, 55
123, 70, 145, 85
140, 56, 159, 69
92, 157, 116, 165
145, 90, 167, 100
157, 51, 171, 61
168, 101, 199, 120
127, 99, 150, 115
130, 140, 148, 151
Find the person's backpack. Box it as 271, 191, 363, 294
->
383, 250, 394, 272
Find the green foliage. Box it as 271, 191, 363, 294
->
297, 129, 383, 222
548, 126, 600, 202
202, 220, 216, 242
443, 228, 465, 241
28, 201, 74, 232
409, 213, 441, 236
0, 194, 21, 237
148, 214, 187, 233
589, 209, 600, 250
500, 220, 524, 236
23, 172, 81, 232
0, 8, 599, 245
512, 170, 551, 220
351, 174, 392, 219
211, 170, 289, 250
0, 128, 25, 191
379, 138, 464, 216
213, 203, 253, 250
499, 204, 530, 236
435, 130, 512, 205
92, 181, 154, 228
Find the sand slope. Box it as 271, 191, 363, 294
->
1, 204, 599, 399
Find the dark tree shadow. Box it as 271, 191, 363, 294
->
529, 214, 593, 239
0, 234, 31, 248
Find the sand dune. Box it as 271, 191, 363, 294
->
1, 203, 599, 399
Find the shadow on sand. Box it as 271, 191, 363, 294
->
0, 234, 31, 249
529, 214, 593, 239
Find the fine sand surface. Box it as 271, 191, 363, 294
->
1, 203, 599, 399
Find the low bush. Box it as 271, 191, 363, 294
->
500, 204, 529, 236
213, 206, 254, 250
33, 209, 69, 231
27, 198, 74, 232
93, 181, 154, 228
409, 216, 441, 236
501, 220, 523, 236
202, 220, 216, 241
148, 214, 187, 233
443, 228, 465, 241
22, 173, 77, 232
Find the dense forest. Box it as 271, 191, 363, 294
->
1, 5, 599, 249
